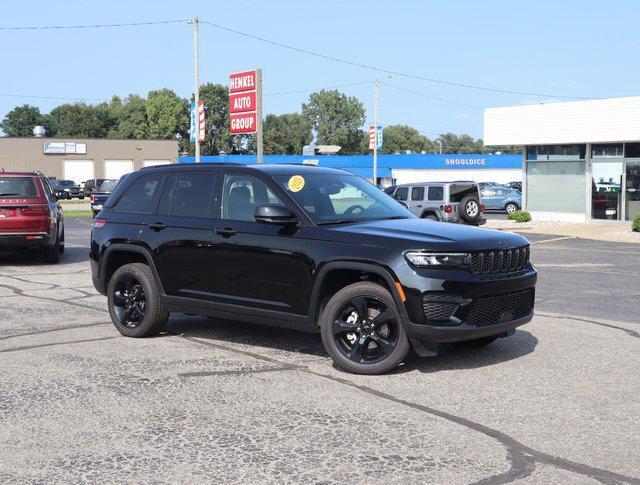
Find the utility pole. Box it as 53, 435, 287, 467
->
373, 79, 378, 185
256, 68, 263, 163
188, 17, 201, 163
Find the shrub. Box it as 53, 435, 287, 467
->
633, 213, 640, 232
508, 211, 532, 223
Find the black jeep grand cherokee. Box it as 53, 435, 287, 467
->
90, 163, 536, 374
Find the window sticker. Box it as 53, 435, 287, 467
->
288, 175, 305, 192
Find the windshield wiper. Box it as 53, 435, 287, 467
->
379, 215, 409, 220
0, 193, 20, 196
318, 219, 363, 225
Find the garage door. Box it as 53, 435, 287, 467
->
104, 160, 134, 180
143, 160, 172, 167
63, 160, 94, 185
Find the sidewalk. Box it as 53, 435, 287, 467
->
515, 222, 640, 244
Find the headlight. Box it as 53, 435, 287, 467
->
63, 188, 70, 192
405, 252, 470, 268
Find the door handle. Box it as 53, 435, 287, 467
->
216, 228, 237, 238
148, 222, 166, 231
416, 205, 423, 208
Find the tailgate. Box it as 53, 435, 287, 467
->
0, 203, 49, 233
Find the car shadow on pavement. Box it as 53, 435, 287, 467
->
0, 245, 88, 267
168, 315, 538, 374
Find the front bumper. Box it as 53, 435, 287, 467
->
394, 262, 537, 345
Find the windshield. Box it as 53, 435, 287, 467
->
59, 180, 76, 188
98, 180, 117, 192
0, 177, 39, 198
274, 173, 414, 224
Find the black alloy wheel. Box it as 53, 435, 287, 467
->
332, 295, 399, 364
112, 275, 147, 329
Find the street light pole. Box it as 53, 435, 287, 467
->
188, 17, 201, 163
373, 79, 378, 185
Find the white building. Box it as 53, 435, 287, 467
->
484, 96, 640, 223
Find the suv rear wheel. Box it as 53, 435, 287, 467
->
459, 195, 480, 224
108, 263, 169, 337
505, 202, 519, 214
320, 282, 410, 375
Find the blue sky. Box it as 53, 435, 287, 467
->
1, 0, 638, 139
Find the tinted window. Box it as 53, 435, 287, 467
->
0, 177, 39, 198
395, 187, 408, 201
449, 184, 478, 202
114, 175, 163, 213
156, 175, 177, 216
428, 186, 444, 201
223, 174, 283, 222
171, 173, 215, 218
411, 187, 424, 201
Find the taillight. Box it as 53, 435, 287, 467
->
22, 205, 49, 215
481, 204, 486, 212
444, 205, 453, 213
90, 195, 94, 203
93, 218, 106, 228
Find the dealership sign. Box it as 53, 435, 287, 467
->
229, 69, 261, 136
43, 142, 87, 154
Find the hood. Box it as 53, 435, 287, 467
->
316, 218, 529, 252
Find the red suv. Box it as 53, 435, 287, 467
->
0, 170, 64, 263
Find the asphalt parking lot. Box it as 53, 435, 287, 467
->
1, 219, 638, 484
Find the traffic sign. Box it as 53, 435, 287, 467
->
230, 91, 257, 113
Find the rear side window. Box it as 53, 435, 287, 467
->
171, 173, 215, 218
0, 177, 39, 198
449, 184, 478, 202
411, 187, 424, 201
428, 186, 444, 201
394, 187, 408, 201
115, 175, 163, 213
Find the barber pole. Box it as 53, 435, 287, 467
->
190, 101, 205, 142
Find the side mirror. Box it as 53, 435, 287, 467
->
255, 205, 298, 225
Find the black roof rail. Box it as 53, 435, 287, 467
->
139, 162, 245, 170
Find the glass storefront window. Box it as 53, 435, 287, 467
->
626, 161, 640, 221
625, 143, 640, 158
526, 161, 586, 212
526, 144, 586, 161
592, 144, 623, 158
591, 162, 623, 220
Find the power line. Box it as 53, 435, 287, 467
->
265, 81, 372, 96
0, 93, 109, 102
200, 20, 593, 100
379, 81, 483, 110
0, 19, 187, 30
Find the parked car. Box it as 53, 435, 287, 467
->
50, 179, 84, 199
478, 182, 499, 191
83, 179, 107, 197
481, 185, 522, 214
90, 179, 118, 217
386, 181, 486, 225
506, 181, 522, 192
0, 170, 64, 263
90, 164, 536, 375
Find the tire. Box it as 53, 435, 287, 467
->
423, 214, 439, 221
108, 263, 169, 338
44, 239, 60, 264
320, 282, 410, 375
58, 227, 65, 254
459, 195, 480, 224
453, 336, 498, 348
505, 202, 519, 214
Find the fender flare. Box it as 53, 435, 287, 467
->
307, 261, 407, 322
420, 210, 439, 220
100, 243, 166, 295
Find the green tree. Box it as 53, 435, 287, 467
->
263, 113, 312, 155
146, 89, 189, 141
381, 124, 434, 154
0, 104, 47, 137
47, 102, 115, 137
108, 94, 149, 139
302, 89, 366, 155
435, 132, 486, 154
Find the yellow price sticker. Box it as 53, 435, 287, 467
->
288, 175, 305, 192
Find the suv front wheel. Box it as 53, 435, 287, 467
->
320, 282, 410, 375
108, 263, 169, 337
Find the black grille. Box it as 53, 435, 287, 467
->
470, 247, 530, 276
457, 289, 535, 326
423, 301, 459, 321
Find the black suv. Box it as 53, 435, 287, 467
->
90, 164, 537, 374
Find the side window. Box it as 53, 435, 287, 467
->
222, 174, 284, 222
411, 186, 424, 201
395, 187, 408, 201
171, 173, 215, 218
41, 177, 53, 199
428, 186, 444, 201
114, 175, 163, 214
156, 175, 177, 216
